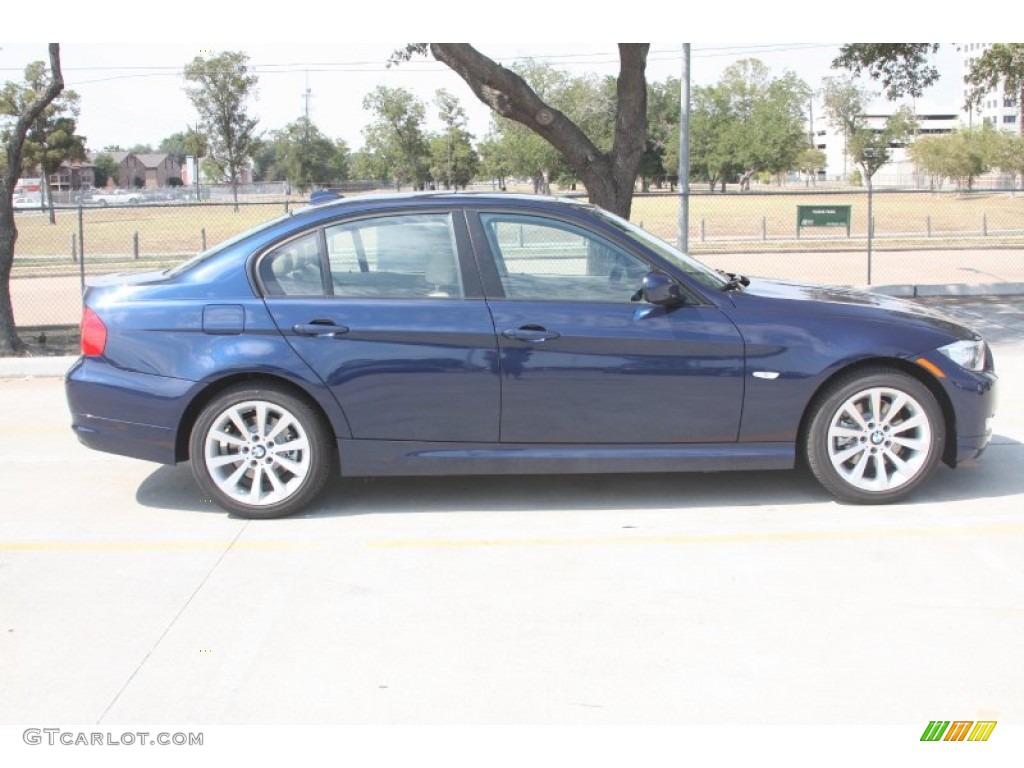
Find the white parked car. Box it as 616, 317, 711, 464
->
91, 189, 144, 206
12, 195, 43, 209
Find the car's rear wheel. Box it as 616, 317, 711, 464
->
189, 384, 332, 518
805, 368, 944, 504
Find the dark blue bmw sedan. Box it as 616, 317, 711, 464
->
65, 193, 997, 518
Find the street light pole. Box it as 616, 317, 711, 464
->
677, 43, 691, 253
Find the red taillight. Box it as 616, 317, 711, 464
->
81, 307, 107, 357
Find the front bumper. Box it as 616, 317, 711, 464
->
925, 355, 997, 465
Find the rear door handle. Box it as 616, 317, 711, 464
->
293, 320, 349, 338
502, 325, 560, 343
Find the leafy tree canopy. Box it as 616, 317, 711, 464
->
429, 89, 478, 189
686, 59, 810, 192
832, 44, 940, 100
183, 51, 260, 206
92, 152, 118, 188
1, 57, 84, 222
965, 43, 1024, 135
361, 85, 429, 190
258, 117, 343, 192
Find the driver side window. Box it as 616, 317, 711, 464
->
480, 214, 648, 302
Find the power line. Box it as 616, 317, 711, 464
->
5, 43, 840, 83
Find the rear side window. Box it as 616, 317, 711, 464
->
325, 214, 463, 299
260, 232, 325, 296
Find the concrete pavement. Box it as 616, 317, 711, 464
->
1, 359, 1023, 725
2, 265, 1023, 727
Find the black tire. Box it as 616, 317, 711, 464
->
189, 383, 333, 518
805, 367, 945, 504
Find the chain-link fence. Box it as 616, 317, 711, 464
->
632, 188, 1024, 287
11, 200, 293, 328
9, 188, 1024, 332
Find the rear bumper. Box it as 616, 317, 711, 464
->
65, 357, 194, 464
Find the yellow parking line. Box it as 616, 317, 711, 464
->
0, 540, 316, 552
0, 426, 68, 433
368, 522, 1024, 549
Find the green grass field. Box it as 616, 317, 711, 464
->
10, 190, 1024, 277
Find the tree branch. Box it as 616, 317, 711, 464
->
429, 43, 604, 173
2, 44, 64, 195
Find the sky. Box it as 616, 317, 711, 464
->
1, 6, 975, 158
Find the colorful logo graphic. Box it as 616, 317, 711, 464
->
920, 721, 997, 742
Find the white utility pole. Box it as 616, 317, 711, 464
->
677, 44, 691, 253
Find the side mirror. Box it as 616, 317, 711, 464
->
641, 271, 683, 306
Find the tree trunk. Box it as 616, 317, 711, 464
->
0, 207, 23, 354
0, 44, 64, 356
865, 170, 874, 284
43, 173, 56, 225
428, 44, 649, 218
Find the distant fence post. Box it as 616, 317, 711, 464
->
78, 196, 86, 302
71, 234, 77, 263
201, 227, 207, 251
133, 231, 139, 260
983, 213, 988, 236
926, 216, 931, 238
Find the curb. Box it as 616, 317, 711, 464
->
0, 356, 76, 379
870, 282, 1024, 298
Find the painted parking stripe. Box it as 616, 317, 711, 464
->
367, 522, 1024, 549
0, 540, 317, 552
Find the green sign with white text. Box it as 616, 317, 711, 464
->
797, 204, 851, 237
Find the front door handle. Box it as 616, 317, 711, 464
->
293, 320, 349, 338
502, 325, 560, 343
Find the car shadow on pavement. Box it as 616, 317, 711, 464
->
135, 434, 1024, 517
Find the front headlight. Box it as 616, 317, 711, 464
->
937, 339, 987, 372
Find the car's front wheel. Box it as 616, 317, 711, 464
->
189, 384, 332, 518
805, 368, 945, 504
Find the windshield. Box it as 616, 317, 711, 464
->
164, 212, 293, 277
588, 206, 728, 289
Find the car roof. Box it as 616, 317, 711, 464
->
292, 191, 595, 218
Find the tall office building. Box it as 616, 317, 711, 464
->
960, 43, 1019, 132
